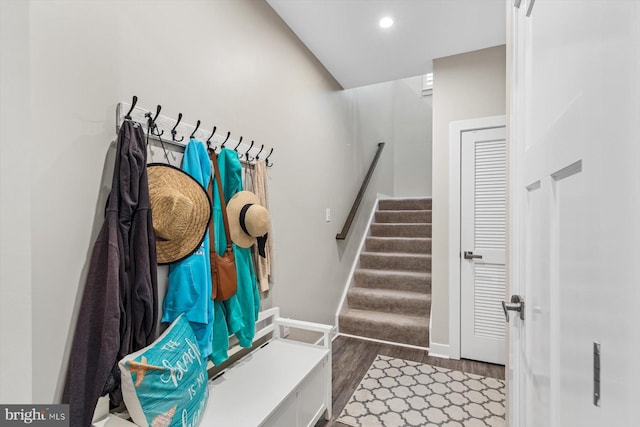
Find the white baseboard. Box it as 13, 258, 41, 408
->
427, 342, 450, 359
428, 302, 450, 359
334, 198, 380, 326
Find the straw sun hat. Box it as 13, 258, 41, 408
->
147, 163, 211, 265
226, 191, 271, 249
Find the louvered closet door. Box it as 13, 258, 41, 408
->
460, 126, 506, 365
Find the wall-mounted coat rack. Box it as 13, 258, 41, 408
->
116, 96, 274, 166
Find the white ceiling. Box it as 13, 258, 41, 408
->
266, 0, 506, 89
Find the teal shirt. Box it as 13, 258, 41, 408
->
210, 148, 261, 365
163, 139, 214, 358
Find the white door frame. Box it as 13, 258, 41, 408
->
448, 115, 506, 360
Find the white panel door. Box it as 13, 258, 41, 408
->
509, 1, 640, 426
460, 126, 506, 365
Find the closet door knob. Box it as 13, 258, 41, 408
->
463, 251, 483, 260
502, 295, 525, 322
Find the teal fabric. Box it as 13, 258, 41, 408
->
163, 139, 214, 358
210, 148, 261, 365
119, 314, 208, 427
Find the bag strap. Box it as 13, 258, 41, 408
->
206, 170, 218, 300
210, 151, 233, 250
207, 175, 216, 246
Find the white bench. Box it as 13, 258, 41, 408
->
95, 307, 334, 427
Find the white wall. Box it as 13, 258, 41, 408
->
392, 76, 432, 197
0, 0, 398, 404
431, 45, 506, 347
279, 74, 433, 336
0, 0, 33, 404
274, 79, 398, 328
342, 75, 433, 198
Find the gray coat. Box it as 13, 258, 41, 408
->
62, 120, 158, 426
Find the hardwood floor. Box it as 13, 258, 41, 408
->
315, 335, 505, 427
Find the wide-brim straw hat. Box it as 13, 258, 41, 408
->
147, 163, 211, 264
227, 191, 271, 248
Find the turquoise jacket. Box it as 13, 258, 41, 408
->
162, 139, 214, 358
210, 148, 261, 365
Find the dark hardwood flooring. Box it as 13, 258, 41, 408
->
315, 335, 505, 427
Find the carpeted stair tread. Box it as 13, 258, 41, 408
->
359, 252, 431, 272
370, 223, 431, 238
347, 287, 431, 316
365, 236, 431, 254
375, 209, 432, 224
339, 308, 429, 347
379, 198, 432, 211
354, 269, 431, 293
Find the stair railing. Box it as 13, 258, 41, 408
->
336, 142, 386, 240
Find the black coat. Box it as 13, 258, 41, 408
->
62, 120, 158, 427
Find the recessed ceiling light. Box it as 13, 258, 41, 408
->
379, 16, 394, 29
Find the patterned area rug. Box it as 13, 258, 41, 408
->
336, 355, 506, 427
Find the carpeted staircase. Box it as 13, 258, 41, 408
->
338, 198, 432, 347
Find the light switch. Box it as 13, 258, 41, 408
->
325, 208, 331, 222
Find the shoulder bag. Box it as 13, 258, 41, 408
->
208, 152, 238, 301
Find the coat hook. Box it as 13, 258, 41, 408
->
265, 148, 274, 167
234, 136, 244, 152
152, 105, 164, 136
171, 113, 184, 142
151, 105, 162, 123
255, 144, 264, 159
125, 95, 138, 120
206, 126, 217, 144
206, 126, 217, 153
221, 131, 231, 148
190, 119, 201, 139
245, 140, 255, 162
145, 105, 163, 136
